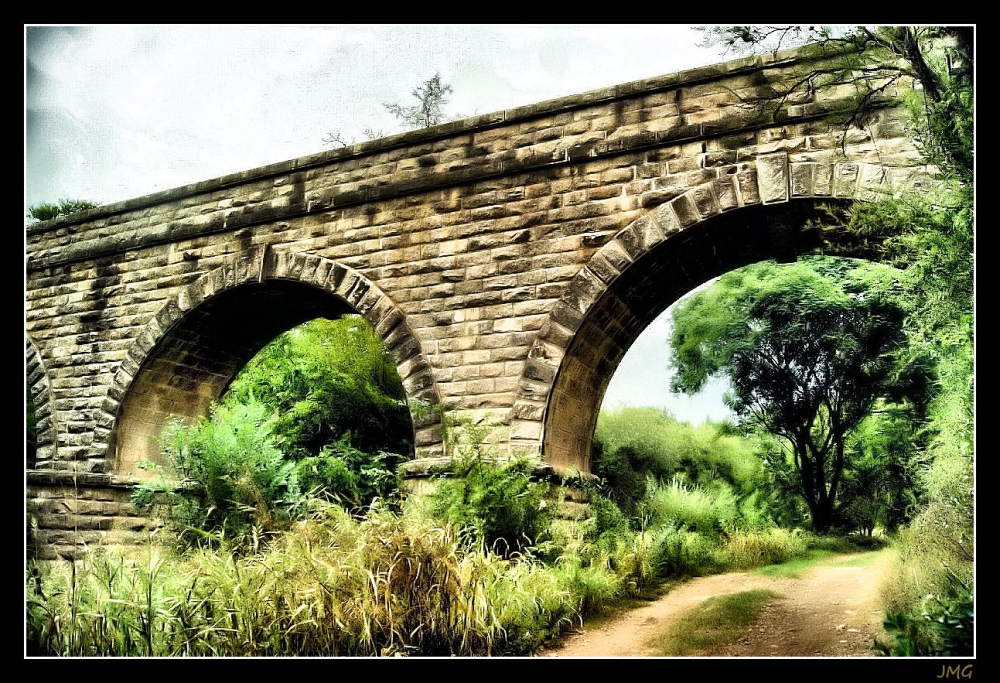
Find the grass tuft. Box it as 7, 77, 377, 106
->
646, 589, 780, 656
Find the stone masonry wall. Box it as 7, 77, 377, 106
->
25, 45, 928, 557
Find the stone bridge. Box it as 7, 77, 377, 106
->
26, 45, 929, 558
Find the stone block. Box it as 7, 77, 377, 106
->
756, 152, 789, 204
690, 185, 720, 219
735, 169, 760, 205
670, 193, 701, 227
712, 177, 739, 211
833, 162, 861, 198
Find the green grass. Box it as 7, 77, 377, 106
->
27, 501, 667, 657
646, 589, 780, 656
827, 550, 884, 568
753, 548, 884, 578
753, 549, 836, 578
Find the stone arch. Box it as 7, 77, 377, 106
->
101, 247, 442, 477
26, 335, 58, 469
510, 153, 927, 473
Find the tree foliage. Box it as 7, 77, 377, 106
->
592, 406, 767, 517
670, 258, 922, 532
839, 409, 922, 536
383, 72, 453, 129
224, 315, 412, 460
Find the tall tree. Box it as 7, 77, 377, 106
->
669, 259, 922, 531
701, 26, 973, 650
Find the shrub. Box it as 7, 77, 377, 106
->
715, 528, 808, 570
432, 455, 550, 558
27, 199, 98, 223
293, 434, 399, 510
588, 494, 631, 540
649, 523, 717, 577
26, 203, 61, 222
428, 414, 551, 558
134, 401, 300, 545
226, 316, 412, 461
641, 476, 738, 536
592, 407, 769, 517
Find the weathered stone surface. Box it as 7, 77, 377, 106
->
756, 152, 789, 203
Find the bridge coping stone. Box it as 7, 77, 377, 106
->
25, 43, 860, 244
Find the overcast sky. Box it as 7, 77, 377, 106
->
24, 24, 733, 423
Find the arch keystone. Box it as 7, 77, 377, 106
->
691, 184, 721, 218
834, 162, 862, 197
712, 177, 740, 211
735, 169, 761, 205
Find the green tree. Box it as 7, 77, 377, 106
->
669, 259, 922, 532
384, 72, 453, 129
224, 315, 412, 461
838, 409, 922, 535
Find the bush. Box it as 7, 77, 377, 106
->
715, 528, 808, 570
592, 407, 770, 517
226, 316, 412, 461
132, 315, 414, 540
134, 401, 300, 545
428, 414, 551, 558
649, 523, 717, 577
293, 434, 398, 510
27, 199, 98, 223
588, 494, 631, 540
641, 476, 738, 537
877, 518, 973, 656
879, 590, 973, 656
432, 455, 550, 558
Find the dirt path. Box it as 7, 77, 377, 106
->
543, 552, 888, 657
